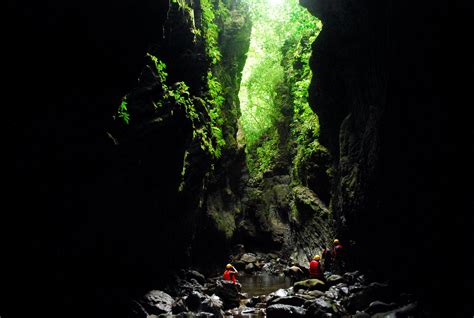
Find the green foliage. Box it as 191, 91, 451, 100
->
146, 53, 224, 159
200, 0, 229, 65
246, 127, 280, 176
116, 96, 130, 124
238, 0, 322, 177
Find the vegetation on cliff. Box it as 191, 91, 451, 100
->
238, 0, 323, 178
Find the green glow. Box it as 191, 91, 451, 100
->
238, 0, 322, 147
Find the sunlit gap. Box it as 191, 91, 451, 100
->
238, 0, 322, 173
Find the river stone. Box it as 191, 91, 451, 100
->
371, 302, 418, 317
305, 297, 335, 316
186, 270, 206, 285
201, 294, 224, 318
172, 298, 188, 314
364, 300, 398, 315
266, 304, 306, 317
273, 288, 289, 298
294, 279, 326, 291
214, 280, 240, 309
247, 295, 264, 307
305, 290, 325, 298
245, 262, 255, 272
343, 270, 360, 284
241, 253, 257, 263
185, 291, 205, 311
142, 290, 174, 315
343, 289, 375, 313
268, 296, 306, 307
326, 274, 344, 286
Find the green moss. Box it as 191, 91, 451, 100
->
209, 210, 236, 239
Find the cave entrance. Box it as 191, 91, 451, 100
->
238, 0, 322, 179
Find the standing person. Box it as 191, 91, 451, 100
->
332, 239, 345, 273
223, 263, 238, 284
309, 255, 325, 281
321, 244, 333, 273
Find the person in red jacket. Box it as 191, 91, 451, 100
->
223, 263, 238, 283
321, 244, 333, 273
309, 255, 325, 281
332, 239, 345, 273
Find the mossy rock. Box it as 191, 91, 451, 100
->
293, 279, 326, 291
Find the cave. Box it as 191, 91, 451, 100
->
3, 0, 472, 317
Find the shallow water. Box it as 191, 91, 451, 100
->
239, 272, 292, 297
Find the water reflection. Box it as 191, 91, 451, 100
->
239, 273, 292, 297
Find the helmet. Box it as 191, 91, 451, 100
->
333, 239, 339, 244
313, 255, 321, 261
226, 264, 233, 269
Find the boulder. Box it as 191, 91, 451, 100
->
293, 279, 326, 291
266, 304, 306, 317
186, 270, 206, 285
268, 296, 306, 307
305, 297, 336, 316
326, 274, 344, 286
214, 280, 240, 309
201, 294, 224, 318
141, 290, 174, 315
364, 300, 398, 315
371, 302, 418, 317
241, 253, 257, 263
245, 262, 255, 272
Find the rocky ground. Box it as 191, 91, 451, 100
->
128, 250, 422, 318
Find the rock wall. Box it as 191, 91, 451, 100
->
301, 0, 472, 315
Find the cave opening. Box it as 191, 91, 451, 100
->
238, 0, 323, 181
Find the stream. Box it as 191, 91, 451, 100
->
239, 273, 292, 298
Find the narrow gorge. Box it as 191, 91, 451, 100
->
4, 0, 472, 317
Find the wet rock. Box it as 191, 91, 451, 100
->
266, 304, 306, 317
272, 288, 289, 298
241, 307, 255, 314
129, 299, 149, 318
195, 312, 215, 317
343, 270, 360, 284
186, 270, 207, 285
245, 262, 255, 272
255, 302, 267, 309
294, 279, 326, 291
342, 289, 374, 313
336, 284, 349, 296
185, 291, 205, 311
285, 266, 306, 281
371, 302, 418, 317
326, 275, 344, 286
305, 290, 325, 298
174, 313, 196, 318
324, 286, 340, 300
364, 300, 398, 315
368, 282, 393, 302
239, 292, 249, 299
247, 295, 265, 307
268, 296, 307, 307
352, 311, 371, 318
214, 280, 240, 309
348, 283, 366, 293
141, 290, 174, 315
172, 298, 188, 314
201, 295, 224, 318
268, 253, 279, 259
304, 297, 335, 316
231, 260, 246, 271
241, 253, 257, 263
